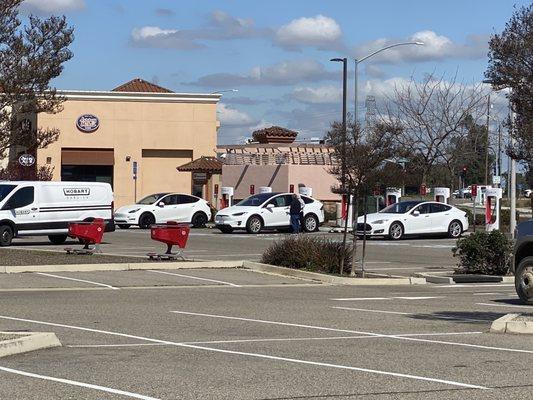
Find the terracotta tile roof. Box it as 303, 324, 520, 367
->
252, 126, 298, 144
177, 157, 222, 173
112, 78, 173, 93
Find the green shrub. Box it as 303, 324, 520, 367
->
261, 235, 352, 274
452, 230, 513, 275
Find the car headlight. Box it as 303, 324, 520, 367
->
128, 208, 140, 213
232, 212, 247, 217
373, 219, 388, 225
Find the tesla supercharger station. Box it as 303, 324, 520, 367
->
474, 185, 490, 205
336, 195, 353, 228
485, 187, 503, 231
259, 186, 272, 194
385, 188, 402, 206
220, 187, 234, 208
434, 187, 450, 204
299, 187, 313, 197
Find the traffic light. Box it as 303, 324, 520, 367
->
460, 166, 467, 178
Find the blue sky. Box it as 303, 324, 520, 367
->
21, 0, 529, 144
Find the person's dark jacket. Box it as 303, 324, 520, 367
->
289, 197, 302, 215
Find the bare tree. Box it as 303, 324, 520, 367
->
382, 73, 486, 186
326, 118, 401, 276
0, 0, 74, 178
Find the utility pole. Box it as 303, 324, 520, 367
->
485, 93, 490, 185
510, 103, 517, 238
497, 124, 502, 182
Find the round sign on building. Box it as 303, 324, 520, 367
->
76, 114, 99, 133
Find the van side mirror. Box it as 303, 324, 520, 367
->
413, 210, 420, 217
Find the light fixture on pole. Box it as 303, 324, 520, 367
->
353, 41, 424, 124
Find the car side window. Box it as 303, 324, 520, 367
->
266, 196, 287, 208
430, 203, 451, 213
4, 187, 34, 210
414, 203, 431, 214
176, 195, 198, 204
161, 195, 178, 205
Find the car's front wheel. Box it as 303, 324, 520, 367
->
138, 213, 155, 229
388, 222, 403, 240
246, 215, 263, 234
515, 257, 533, 305
448, 220, 463, 238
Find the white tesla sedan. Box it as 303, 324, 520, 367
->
114, 193, 211, 229
356, 200, 469, 240
215, 192, 325, 234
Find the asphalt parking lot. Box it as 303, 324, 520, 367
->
1, 268, 532, 399
10, 228, 459, 277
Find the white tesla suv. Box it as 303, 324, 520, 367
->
215, 192, 325, 234
114, 193, 211, 229
356, 200, 469, 240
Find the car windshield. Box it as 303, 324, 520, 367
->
379, 201, 422, 214
0, 184, 16, 203
137, 193, 168, 205
235, 193, 277, 207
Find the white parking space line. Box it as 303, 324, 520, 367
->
441, 284, 514, 288
68, 331, 483, 348
146, 270, 241, 287
170, 310, 533, 354
0, 366, 160, 400
476, 302, 533, 309
331, 296, 443, 301
35, 273, 119, 290
0, 315, 487, 390
473, 293, 501, 296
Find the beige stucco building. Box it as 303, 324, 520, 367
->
35, 79, 220, 207
218, 127, 340, 203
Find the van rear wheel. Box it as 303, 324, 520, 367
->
48, 235, 68, 245
0, 225, 14, 247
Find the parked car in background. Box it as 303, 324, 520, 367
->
356, 200, 469, 240
513, 220, 533, 304
453, 187, 472, 199
215, 192, 324, 234
0, 181, 114, 246
114, 193, 211, 229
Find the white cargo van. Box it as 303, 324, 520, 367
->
0, 181, 114, 246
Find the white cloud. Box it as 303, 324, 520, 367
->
217, 103, 256, 126
291, 85, 342, 104
188, 60, 337, 87
352, 30, 488, 63
130, 26, 203, 50
22, 0, 85, 13
275, 15, 342, 50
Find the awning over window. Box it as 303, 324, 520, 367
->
61, 149, 114, 165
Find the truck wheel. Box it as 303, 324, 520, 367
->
48, 235, 67, 245
0, 225, 14, 246
515, 257, 533, 305
139, 213, 155, 229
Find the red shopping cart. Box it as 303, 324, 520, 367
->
65, 218, 105, 255
147, 221, 190, 261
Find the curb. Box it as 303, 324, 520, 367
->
490, 313, 533, 334
0, 332, 61, 358
0, 260, 244, 274
416, 272, 514, 285
243, 261, 423, 285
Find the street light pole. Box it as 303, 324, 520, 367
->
353, 41, 424, 124
510, 100, 517, 237
485, 93, 491, 185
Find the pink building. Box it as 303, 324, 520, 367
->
218, 126, 340, 202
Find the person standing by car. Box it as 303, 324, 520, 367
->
289, 193, 302, 233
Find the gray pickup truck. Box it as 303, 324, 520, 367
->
513, 220, 533, 304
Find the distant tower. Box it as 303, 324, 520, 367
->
365, 95, 376, 128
